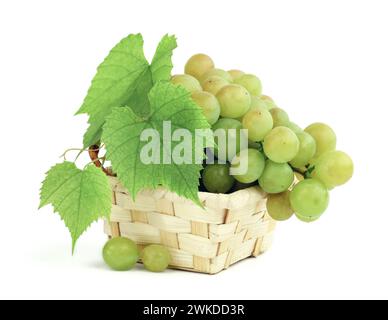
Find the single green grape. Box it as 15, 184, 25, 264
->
263, 99, 277, 110
184, 54, 215, 80
228, 69, 245, 81
269, 108, 290, 127
171, 74, 202, 93
263, 127, 300, 163
312, 150, 354, 188
142, 245, 171, 272
201, 68, 233, 83
284, 122, 303, 133
212, 118, 247, 162
250, 95, 270, 110
233, 74, 262, 96
231, 149, 266, 183
266, 191, 294, 221
289, 178, 329, 218
258, 160, 294, 193
289, 132, 317, 168
103, 237, 139, 271
202, 163, 236, 193
304, 123, 336, 158
202, 76, 229, 95
242, 106, 273, 142
216, 84, 251, 119
191, 91, 220, 125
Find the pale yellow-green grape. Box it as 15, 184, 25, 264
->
269, 108, 290, 127
263, 99, 277, 110
263, 127, 300, 163
304, 122, 336, 158
290, 179, 329, 219
201, 68, 233, 83
258, 160, 294, 193
184, 53, 215, 80
216, 84, 251, 118
266, 191, 294, 221
311, 150, 354, 188
289, 132, 317, 168
228, 69, 245, 81
284, 122, 303, 133
242, 106, 273, 142
141, 244, 171, 272
234, 74, 262, 96
250, 95, 269, 110
171, 74, 202, 93
191, 91, 221, 125
212, 118, 247, 162
231, 149, 265, 183
202, 76, 229, 95
103, 237, 139, 271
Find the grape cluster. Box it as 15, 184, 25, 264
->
173, 54, 354, 223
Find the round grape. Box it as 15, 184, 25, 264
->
202, 76, 229, 95
289, 132, 317, 168
184, 54, 215, 80
191, 91, 220, 125
202, 163, 235, 193
142, 245, 171, 272
103, 237, 139, 271
290, 179, 329, 218
212, 118, 247, 162
234, 74, 262, 96
242, 106, 273, 142
171, 74, 202, 93
231, 149, 266, 183
201, 68, 233, 83
304, 123, 336, 158
267, 191, 294, 221
217, 84, 251, 119
259, 160, 294, 193
312, 150, 354, 188
269, 108, 290, 127
284, 122, 303, 133
228, 69, 245, 81
263, 127, 300, 163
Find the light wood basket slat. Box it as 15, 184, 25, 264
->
104, 176, 276, 274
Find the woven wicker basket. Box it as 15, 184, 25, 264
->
90, 147, 276, 274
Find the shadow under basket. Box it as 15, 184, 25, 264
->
104, 176, 276, 274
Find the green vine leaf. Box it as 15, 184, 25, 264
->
39, 162, 112, 252
102, 82, 211, 205
77, 34, 177, 148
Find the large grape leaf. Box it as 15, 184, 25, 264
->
102, 82, 211, 205
76, 34, 177, 148
39, 162, 112, 252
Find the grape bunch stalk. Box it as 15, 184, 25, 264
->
174, 53, 354, 223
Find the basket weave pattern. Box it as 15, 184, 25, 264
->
104, 176, 276, 274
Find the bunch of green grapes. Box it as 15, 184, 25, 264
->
179, 54, 353, 223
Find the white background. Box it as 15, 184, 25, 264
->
1, 0, 387, 300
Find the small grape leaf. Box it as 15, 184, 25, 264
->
77, 34, 177, 148
39, 162, 112, 252
102, 82, 211, 205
